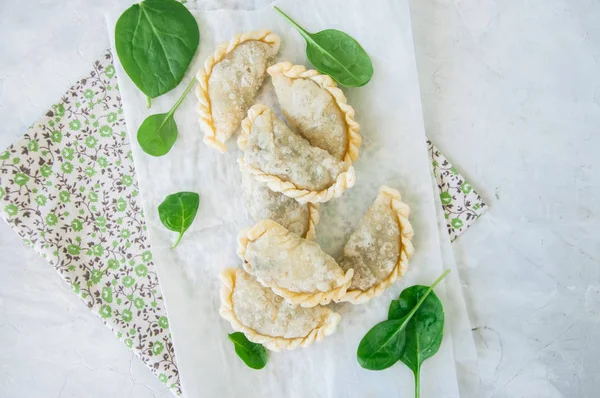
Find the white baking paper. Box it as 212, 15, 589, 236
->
108, 0, 465, 396
433, 177, 481, 396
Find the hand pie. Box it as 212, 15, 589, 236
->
238, 220, 354, 307
220, 268, 341, 351
196, 30, 280, 152
339, 186, 415, 304
238, 104, 355, 204
268, 62, 360, 162
240, 165, 319, 240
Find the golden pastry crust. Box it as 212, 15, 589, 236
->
238, 220, 354, 308
238, 104, 356, 205
341, 186, 415, 304
267, 62, 361, 163
219, 268, 341, 351
196, 30, 280, 152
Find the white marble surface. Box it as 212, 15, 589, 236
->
0, 0, 598, 397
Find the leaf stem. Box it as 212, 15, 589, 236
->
171, 232, 183, 249
153, 77, 197, 138
168, 77, 197, 118
406, 271, 449, 398
415, 369, 420, 398
273, 6, 313, 40
146, 96, 151, 109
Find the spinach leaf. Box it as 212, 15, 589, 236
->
137, 78, 196, 157
357, 318, 407, 370
357, 270, 449, 379
137, 112, 177, 156
228, 332, 268, 370
274, 6, 373, 87
115, 0, 199, 100
389, 285, 445, 398
158, 191, 200, 248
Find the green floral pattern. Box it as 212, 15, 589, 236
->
0, 51, 180, 395
428, 140, 487, 240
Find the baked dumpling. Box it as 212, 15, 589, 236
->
240, 165, 319, 240
220, 268, 341, 351
268, 62, 360, 162
196, 30, 280, 152
238, 220, 354, 307
238, 104, 355, 204
339, 186, 415, 304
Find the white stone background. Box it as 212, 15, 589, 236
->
0, 0, 599, 397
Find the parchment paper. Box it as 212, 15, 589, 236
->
433, 178, 481, 397
108, 0, 464, 396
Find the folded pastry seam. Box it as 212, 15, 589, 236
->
305, 203, 320, 241
239, 157, 356, 205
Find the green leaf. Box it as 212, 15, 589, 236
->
137, 78, 197, 157
388, 282, 447, 398
390, 286, 445, 398
228, 332, 268, 370
115, 0, 200, 99
137, 113, 178, 156
357, 318, 407, 370
158, 191, 200, 248
357, 269, 450, 378
388, 299, 401, 319
275, 6, 373, 87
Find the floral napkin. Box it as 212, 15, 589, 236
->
0, 50, 485, 396
428, 141, 488, 241
0, 51, 181, 395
